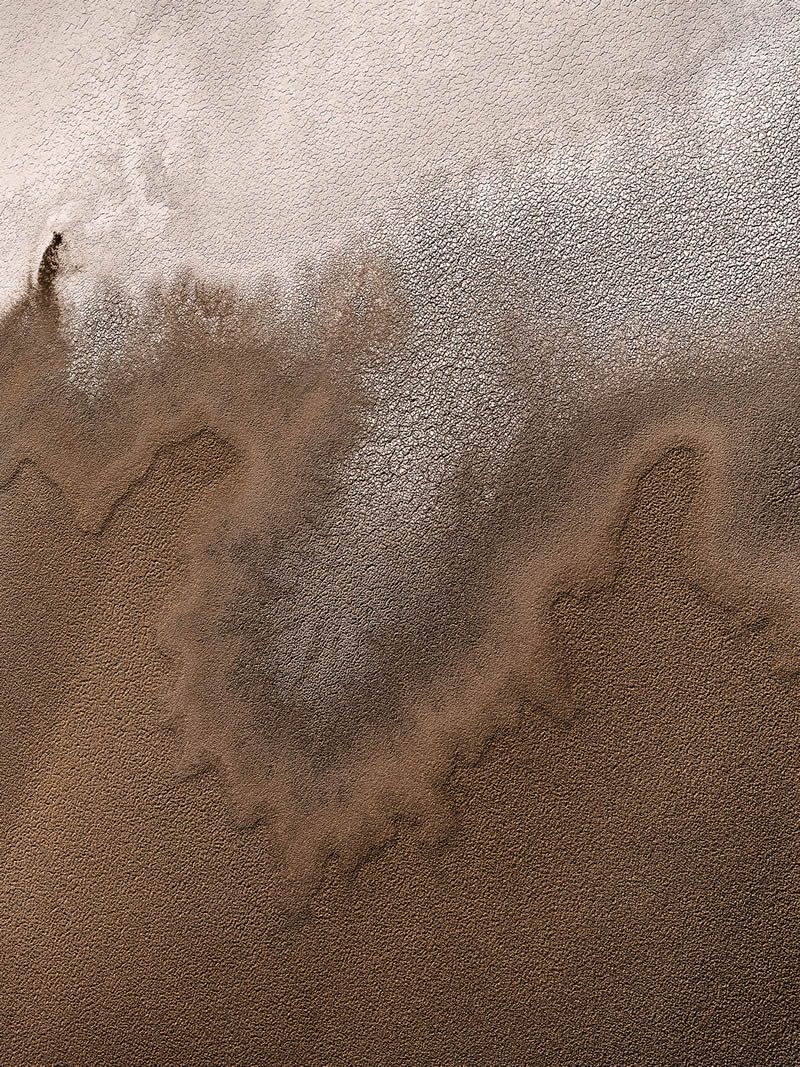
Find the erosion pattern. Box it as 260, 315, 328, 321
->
2, 1, 800, 1064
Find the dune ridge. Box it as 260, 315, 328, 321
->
1, 248, 798, 895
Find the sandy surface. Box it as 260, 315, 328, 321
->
2, 1, 800, 1062
0, 265, 798, 1063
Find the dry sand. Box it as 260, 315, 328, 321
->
0, 244, 798, 1063
2, 3, 799, 1060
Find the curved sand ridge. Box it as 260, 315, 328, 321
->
2, 233, 798, 894
2, 0, 799, 1057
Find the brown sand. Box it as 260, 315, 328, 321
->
0, 256, 799, 1063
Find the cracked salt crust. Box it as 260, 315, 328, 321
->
1, 0, 797, 310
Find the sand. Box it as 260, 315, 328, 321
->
0, 241, 798, 1064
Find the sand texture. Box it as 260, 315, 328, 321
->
2, 1, 800, 1063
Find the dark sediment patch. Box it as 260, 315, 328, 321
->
35, 231, 63, 292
